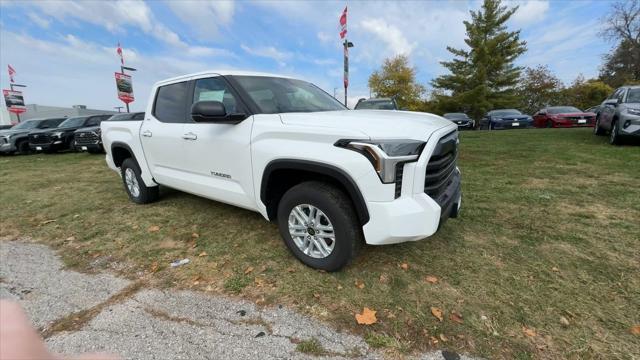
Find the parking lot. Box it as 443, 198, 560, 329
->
1, 128, 638, 358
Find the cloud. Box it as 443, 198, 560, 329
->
360, 18, 415, 56
166, 0, 235, 39
317, 31, 331, 43
28, 0, 186, 47
27, 12, 50, 29
511, 0, 550, 26
241, 44, 292, 67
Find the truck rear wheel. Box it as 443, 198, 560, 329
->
120, 158, 159, 204
276, 181, 362, 272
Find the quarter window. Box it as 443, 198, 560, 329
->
153, 81, 189, 123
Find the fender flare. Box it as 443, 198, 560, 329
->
110, 141, 138, 166
260, 159, 370, 225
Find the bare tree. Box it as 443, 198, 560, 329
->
599, 1, 640, 86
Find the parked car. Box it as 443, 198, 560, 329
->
0, 118, 66, 155
29, 114, 112, 152
585, 105, 600, 114
0, 124, 14, 130
594, 85, 640, 145
480, 109, 533, 130
102, 71, 461, 271
443, 113, 475, 129
532, 106, 596, 128
74, 112, 145, 153
354, 97, 399, 110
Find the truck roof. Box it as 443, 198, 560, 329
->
155, 70, 294, 86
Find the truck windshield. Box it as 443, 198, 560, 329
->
58, 117, 87, 128
11, 120, 40, 130
355, 100, 395, 110
232, 76, 347, 114
547, 107, 580, 114
626, 88, 640, 103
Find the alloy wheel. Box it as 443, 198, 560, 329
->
288, 204, 335, 259
124, 168, 140, 198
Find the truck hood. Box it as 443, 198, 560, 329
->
279, 110, 453, 139
0, 129, 28, 137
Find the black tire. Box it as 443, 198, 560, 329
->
276, 181, 362, 271
120, 158, 159, 204
449, 193, 462, 218
16, 141, 31, 155
609, 119, 621, 145
594, 116, 605, 135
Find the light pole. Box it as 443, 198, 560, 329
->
120, 66, 136, 113
343, 40, 354, 107
9, 83, 26, 123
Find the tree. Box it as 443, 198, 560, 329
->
432, 0, 527, 124
516, 66, 564, 114
561, 76, 613, 110
598, 1, 640, 87
368, 55, 425, 110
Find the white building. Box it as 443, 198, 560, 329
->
0, 104, 117, 125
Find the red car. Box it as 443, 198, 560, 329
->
532, 106, 596, 128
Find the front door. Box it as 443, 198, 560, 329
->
182, 75, 256, 209
140, 80, 190, 189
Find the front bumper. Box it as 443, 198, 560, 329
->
74, 142, 103, 152
29, 141, 66, 152
492, 121, 532, 129
620, 116, 640, 137
0, 142, 16, 153
552, 119, 594, 128
363, 169, 461, 245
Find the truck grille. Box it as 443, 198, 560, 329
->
424, 131, 458, 206
74, 132, 100, 145
29, 133, 51, 145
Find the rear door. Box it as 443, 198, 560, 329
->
181, 75, 256, 209
140, 80, 191, 189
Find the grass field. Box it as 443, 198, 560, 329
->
1, 128, 639, 359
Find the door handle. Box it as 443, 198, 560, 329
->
142, 130, 153, 137
182, 132, 197, 140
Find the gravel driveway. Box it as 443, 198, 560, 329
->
0, 240, 473, 360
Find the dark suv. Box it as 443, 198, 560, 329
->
594, 85, 640, 145
0, 118, 66, 155
28, 114, 112, 152
354, 97, 399, 110
75, 112, 144, 153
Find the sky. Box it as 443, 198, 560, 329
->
0, 0, 614, 111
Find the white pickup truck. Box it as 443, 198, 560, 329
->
101, 71, 461, 271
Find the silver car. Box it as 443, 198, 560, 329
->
594, 85, 640, 145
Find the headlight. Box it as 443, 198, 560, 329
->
627, 108, 640, 116
335, 139, 425, 183
52, 132, 64, 137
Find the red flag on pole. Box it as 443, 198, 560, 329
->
116, 42, 124, 65
339, 6, 347, 39
7, 64, 16, 83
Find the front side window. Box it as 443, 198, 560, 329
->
193, 77, 239, 115
85, 117, 103, 126
489, 109, 522, 117
12, 120, 39, 130
233, 76, 346, 114
153, 81, 189, 123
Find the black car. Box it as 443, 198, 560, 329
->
28, 114, 112, 152
354, 97, 399, 110
0, 118, 66, 155
75, 112, 144, 153
443, 113, 475, 129
480, 109, 534, 130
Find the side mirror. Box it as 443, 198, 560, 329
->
604, 99, 619, 106
191, 101, 246, 124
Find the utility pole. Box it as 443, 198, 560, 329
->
120, 65, 137, 113
343, 39, 354, 107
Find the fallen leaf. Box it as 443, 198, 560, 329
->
355, 307, 377, 325
424, 275, 439, 284
631, 325, 640, 335
431, 307, 443, 322
150, 261, 159, 272
131, 224, 139, 230
522, 326, 537, 337
400, 263, 409, 270
192, 232, 200, 238
552, 266, 559, 272
286, 267, 296, 273
559, 316, 570, 327
378, 273, 389, 283
355, 279, 365, 289
449, 311, 463, 324
337, 285, 343, 290
313, 293, 320, 299
148, 225, 160, 232
439, 334, 448, 342
198, 251, 208, 257
244, 266, 254, 274
66, 236, 76, 241
40, 219, 56, 225
193, 281, 200, 285
92, 253, 100, 258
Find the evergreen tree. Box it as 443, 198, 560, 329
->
432, 0, 527, 124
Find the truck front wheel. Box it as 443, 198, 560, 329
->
120, 158, 159, 204
277, 181, 362, 272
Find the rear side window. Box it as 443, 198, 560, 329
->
153, 82, 189, 123
85, 116, 103, 126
